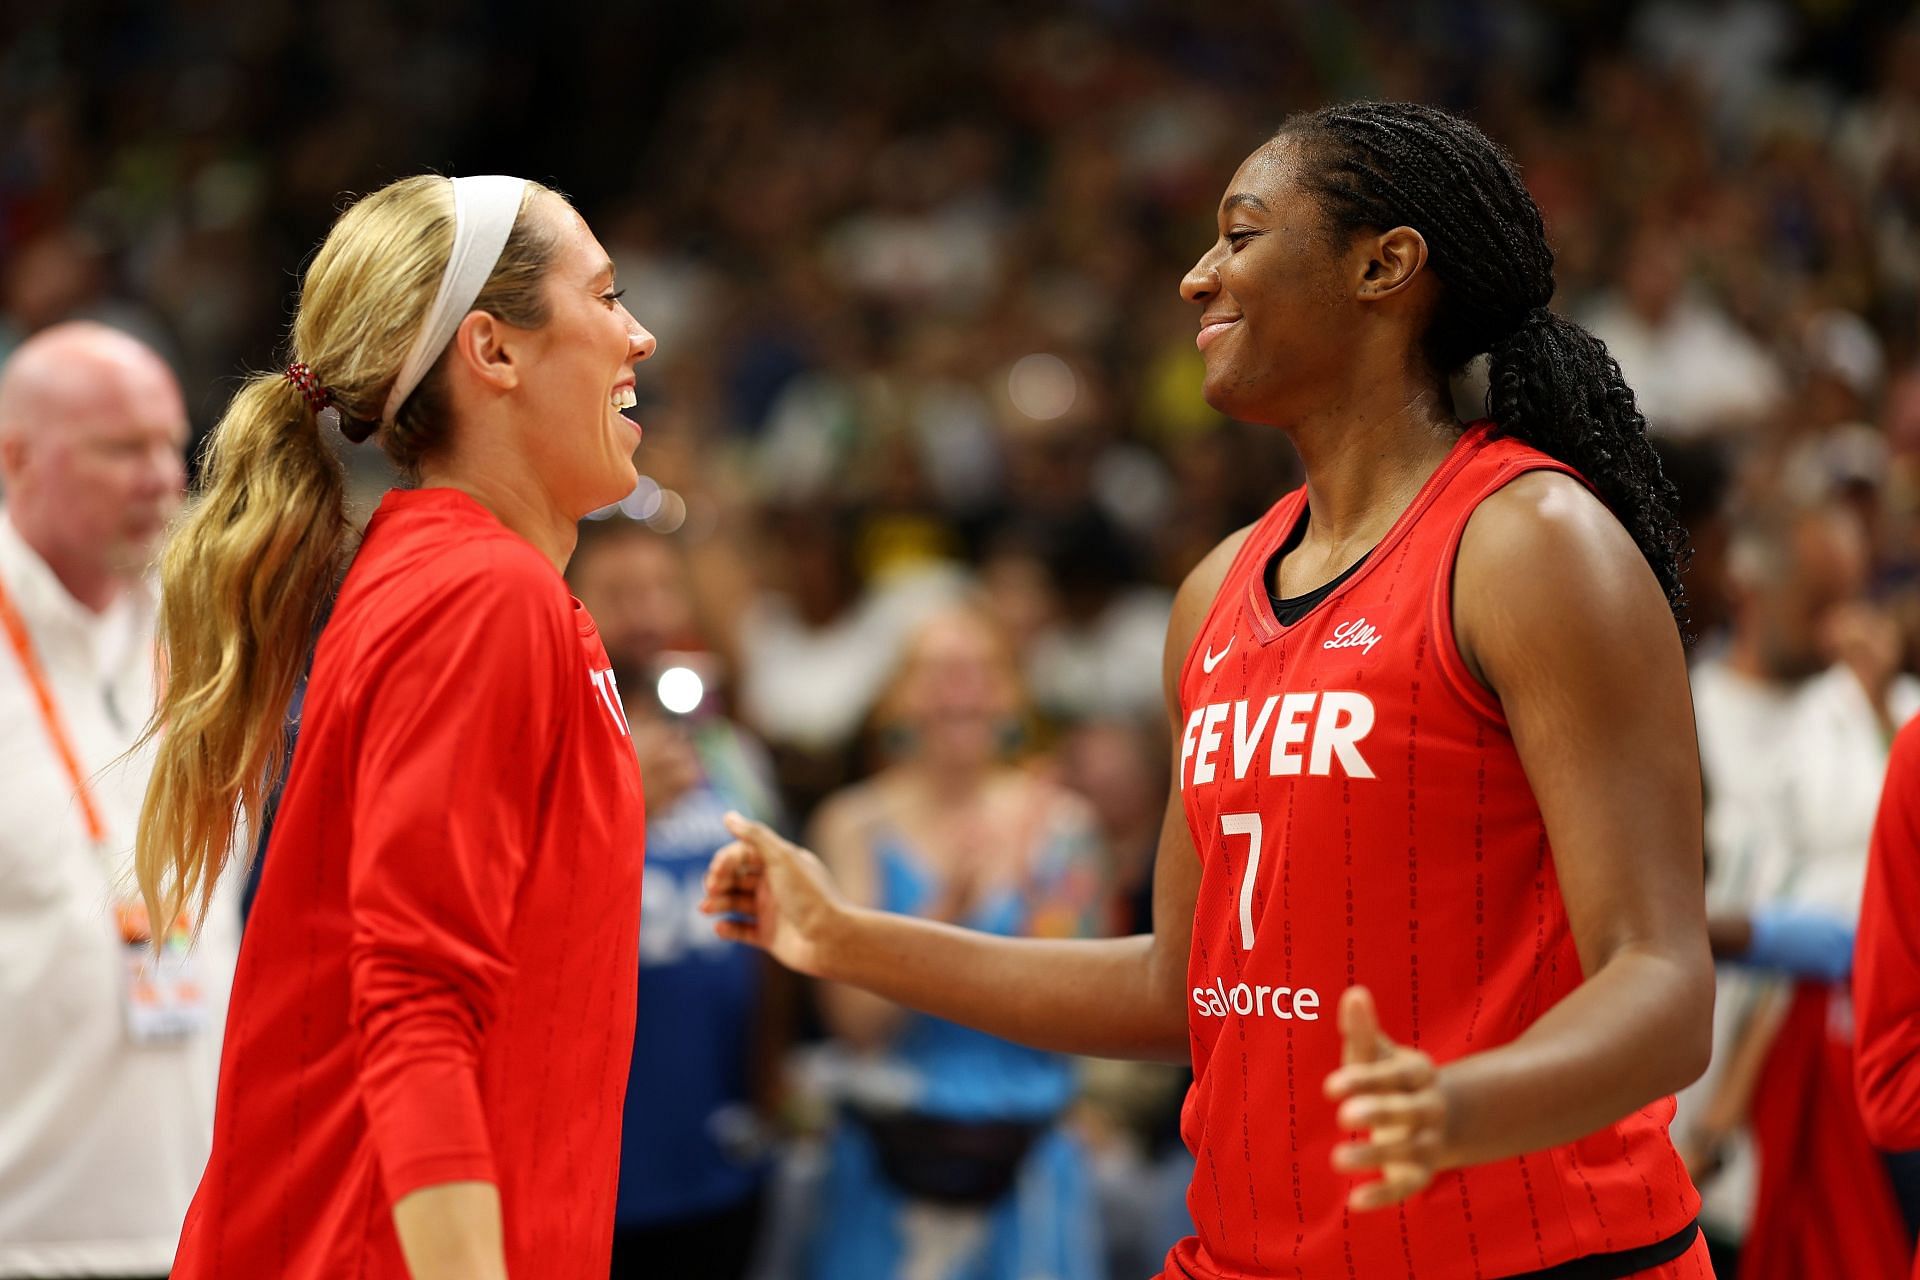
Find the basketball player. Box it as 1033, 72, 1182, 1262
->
134, 175, 655, 1279
705, 103, 1716, 1278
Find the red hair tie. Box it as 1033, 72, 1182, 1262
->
283, 361, 333, 412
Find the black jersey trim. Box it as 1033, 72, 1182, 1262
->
1264, 506, 1373, 627
1500, 1220, 1699, 1280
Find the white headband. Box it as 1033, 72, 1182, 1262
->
381, 174, 529, 425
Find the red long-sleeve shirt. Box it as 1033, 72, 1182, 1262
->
1857, 718, 1920, 1160
172, 488, 645, 1278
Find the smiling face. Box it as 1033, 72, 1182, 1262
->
506, 197, 656, 516
883, 608, 1025, 771
1179, 142, 1372, 426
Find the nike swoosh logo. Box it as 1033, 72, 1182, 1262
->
1203, 637, 1234, 673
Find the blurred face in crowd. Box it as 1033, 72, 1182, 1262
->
494, 195, 656, 516
0, 322, 187, 595
568, 526, 696, 674
1057, 719, 1163, 844
1740, 508, 1870, 680
884, 608, 1024, 772
759, 506, 854, 626
1621, 229, 1686, 327
1178, 140, 1398, 427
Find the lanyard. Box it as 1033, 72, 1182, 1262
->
0, 572, 108, 846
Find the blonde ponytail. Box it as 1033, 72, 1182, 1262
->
134, 375, 350, 930
134, 174, 562, 932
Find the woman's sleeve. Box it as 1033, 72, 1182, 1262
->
1854, 718, 1920, 1149
345, 558, 570, 1202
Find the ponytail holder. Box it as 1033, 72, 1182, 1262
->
283, 361, 333, 412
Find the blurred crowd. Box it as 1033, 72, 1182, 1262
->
6, 0, 1920, 1275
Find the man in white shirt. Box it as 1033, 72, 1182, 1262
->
0, 322, 236, 1279
1680, 503, 1918, 1264
1581, 227, 1784, 438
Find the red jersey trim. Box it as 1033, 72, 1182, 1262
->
1178, 422, 1505, 710
1240, 424, 1501, 650
1427, 452, 1590, 727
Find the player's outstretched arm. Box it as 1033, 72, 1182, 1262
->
705, 803, 1191, 1061
1328, 471, 1714, 1204
700, 526, 1254, 1064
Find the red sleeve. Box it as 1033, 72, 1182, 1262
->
345, 550, 571, 1202
1854, 717, 1920, 1149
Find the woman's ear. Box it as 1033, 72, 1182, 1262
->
449, 309, 520, 393
1357, 225, 1431, 302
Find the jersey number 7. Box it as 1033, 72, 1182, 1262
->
1221, 812, 1264, 950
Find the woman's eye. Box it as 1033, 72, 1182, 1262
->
600, 287, 627, 307
1226, 230, 1256, 251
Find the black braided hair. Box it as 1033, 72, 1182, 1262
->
1276, 101, 1688, 626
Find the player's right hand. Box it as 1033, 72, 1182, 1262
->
701, 812, 845, 978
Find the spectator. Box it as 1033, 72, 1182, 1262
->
733, 502, 967, 768
1683, 502, 1920, 1268
802, 605, 1107, 1280
0, 321, 233, 1278
1581, 223, 1785, 438
568, 519, 787, 1279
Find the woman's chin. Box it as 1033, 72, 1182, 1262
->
576, 463, 640, 520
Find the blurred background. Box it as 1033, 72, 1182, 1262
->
5, 0, 1920, 1275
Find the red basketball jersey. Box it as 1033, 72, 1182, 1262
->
173, 489, 646, 1279
1165, 424, 1699, 1279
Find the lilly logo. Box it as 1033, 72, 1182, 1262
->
1323, 618, 1382, 655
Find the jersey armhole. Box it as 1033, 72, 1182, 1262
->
1428, 460, 1587, 729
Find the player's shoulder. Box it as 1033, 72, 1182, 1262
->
350, 518, 575, 658
1459, 468, 1645, 592
1179, 522, 1260, 605
419, 518, 568, 599
1171, 523, 1258, 636
1161, 521, 1260, 690
1455, 467, 1678, 678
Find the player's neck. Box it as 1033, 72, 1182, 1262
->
1289, 390, 1459, 553
417, 461, 578, 574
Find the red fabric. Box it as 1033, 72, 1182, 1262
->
1858, 722, 1920, 1149
1161, 425, 1699, 1279
172, 489, 645, 1279
1746, 984, 1909, 1280
1854, 719, 1920, 1279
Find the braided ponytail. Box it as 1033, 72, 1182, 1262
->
1279, 102, 1688, 625
1486, 307, 1685, 615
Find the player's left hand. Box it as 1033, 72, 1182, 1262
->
1323, 985, 1451, 1211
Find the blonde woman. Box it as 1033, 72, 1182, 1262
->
799, 605, 1109, 1280
135, 175, 655, 1280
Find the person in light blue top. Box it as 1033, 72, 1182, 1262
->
804, 604, 1109, 1280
